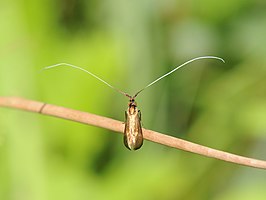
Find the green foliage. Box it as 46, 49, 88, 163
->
1, 0, 266, 199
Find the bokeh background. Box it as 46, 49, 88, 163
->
1, 0, 266, 199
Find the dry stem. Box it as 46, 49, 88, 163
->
1, 96, 266, 169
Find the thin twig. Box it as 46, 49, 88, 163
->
1, 96, 266, 169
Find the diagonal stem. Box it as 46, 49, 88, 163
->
1, 96, 266, 169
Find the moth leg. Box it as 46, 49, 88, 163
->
138, 110, 141, 121
138, 110, 145, 127
122, 111, 127, 124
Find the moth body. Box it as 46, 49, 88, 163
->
124, 99, 143, 150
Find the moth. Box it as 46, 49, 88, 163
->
42, 56, 224, 150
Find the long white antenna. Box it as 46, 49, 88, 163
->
133, 56, 225, 98
41, 63, 130, 97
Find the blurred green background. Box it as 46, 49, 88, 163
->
1, 0, 266, 199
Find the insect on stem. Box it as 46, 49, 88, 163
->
41, 56, 225, 150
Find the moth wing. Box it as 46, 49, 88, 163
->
123, 110, 143, 150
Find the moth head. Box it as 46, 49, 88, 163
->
128, 97, 137, 107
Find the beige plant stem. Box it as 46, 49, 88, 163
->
1, 96, 266, 169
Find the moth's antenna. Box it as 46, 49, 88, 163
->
133, 56, 225, 98
41, 63, 131, 98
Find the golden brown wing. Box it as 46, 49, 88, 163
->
123, 109, 143, 150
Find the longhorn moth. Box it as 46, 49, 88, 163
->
42, 56, 224, 150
